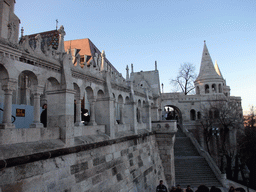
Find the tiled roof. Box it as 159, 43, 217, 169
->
19, 30, 59, 50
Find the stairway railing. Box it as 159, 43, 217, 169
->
0, 108, 16, 123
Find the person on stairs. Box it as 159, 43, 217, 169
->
156, 180, 168, 192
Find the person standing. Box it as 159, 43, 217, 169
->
156, 180, 168, 192
40, 104, 47, 127
186, 185, 193, 192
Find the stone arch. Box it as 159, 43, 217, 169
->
163, 104, 182, 126
212, 84, 216, 93
0, 64, 9, 104
18, 70, 38, 105
205, 84, 209, 94
125, 96, 130, 104
0, 64, 9, 80
85, 86, 94, 100
46, 77, 60, 91
97, 89, 104, 99
190, 109, 196, 120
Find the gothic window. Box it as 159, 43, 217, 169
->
190, 109, 196, 121
205, 84, 209, 94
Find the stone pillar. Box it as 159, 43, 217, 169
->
75, 98, 82, 126
119, 103, 124, 124
155, 132, 176, 188
47, 89, 75, 146
89, 98, 97, 126
0, 79, 16, 129
30, 91, 44, 128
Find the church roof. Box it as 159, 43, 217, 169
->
19, 30, 59, 50
195, 41, 223, 82
64, 38, 118, 74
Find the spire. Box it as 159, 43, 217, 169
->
155, 60, 157, 70
126, 65, 129, 80
214, 60, 223, 78
196, 41, 222, 81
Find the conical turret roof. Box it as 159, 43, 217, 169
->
196, 41, 223, 82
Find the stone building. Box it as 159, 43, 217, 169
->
0, 1, 243, 191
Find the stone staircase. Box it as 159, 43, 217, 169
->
174, 128, 222, 188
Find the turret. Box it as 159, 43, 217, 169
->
194, 41, 227, 96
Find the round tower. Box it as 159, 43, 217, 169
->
194, 41, 230, 96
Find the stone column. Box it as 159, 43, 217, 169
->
30, 91, 44, 128
0, 79, 17, 129
119, 103, 124, 124
75, 98, 82, 126
89, 98, 97, 126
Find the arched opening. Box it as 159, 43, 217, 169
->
205, 84, 209, 94
18, 70, 38, 105
190, 109, 196, 121
163, 105, 182, 125
212, 84, 216, 93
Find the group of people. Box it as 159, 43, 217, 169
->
156, 180, 246, 192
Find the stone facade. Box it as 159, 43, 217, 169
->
0, 133, 169, 192
0, 1, 243, 191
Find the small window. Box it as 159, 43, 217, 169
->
190, 109, 196, 121
205, 84, 209, 94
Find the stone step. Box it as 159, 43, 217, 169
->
174, 128, 222, 188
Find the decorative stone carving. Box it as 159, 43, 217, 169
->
7, 21, 16, 43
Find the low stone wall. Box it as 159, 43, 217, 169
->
0, 127, 60, 145
0, 133, 167, 192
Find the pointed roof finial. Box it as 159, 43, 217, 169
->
131, 63, 134, 73
155, 60, 157, 70
126, 65, 129, 80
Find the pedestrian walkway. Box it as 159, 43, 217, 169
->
174, 127, 222, 188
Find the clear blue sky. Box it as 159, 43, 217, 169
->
15, 0, 256, 114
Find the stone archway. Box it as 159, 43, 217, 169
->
163, 105, 182, 127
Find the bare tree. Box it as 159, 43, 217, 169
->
171, 63, 196, 95
198, 96, 243, 177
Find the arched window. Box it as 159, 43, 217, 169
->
212, 84, 216, 93
190, 109, 196, 121
205, 84, 209, 94
196, 86, 200, 95
209, 110, 213, 119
